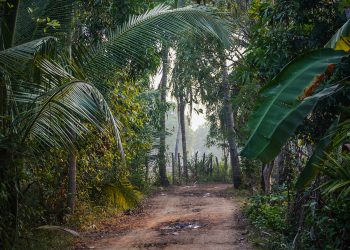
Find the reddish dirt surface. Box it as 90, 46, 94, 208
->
77, 184, 253, 250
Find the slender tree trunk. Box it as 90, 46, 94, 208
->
209, 155, 213, 176
174, 106, 181, 166
221, 52, 241, 188
178, 153, 181, 184
158, 46, 170, 186
1, 2, 20, 245
262, 162, 274, 193
216, 156, 219, 176
171, 153, 175, 184
2, 0, 19, 49
275, 151, 285, 185
145, 157, 149, 183
179, 94, 189, 183
194, 151, 198, 180
66, 28, 79, 213
202, 153, 206, 174
176, 0, 189, 184
67, 149, 77, 212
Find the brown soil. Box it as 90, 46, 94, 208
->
77, 184, 253, 250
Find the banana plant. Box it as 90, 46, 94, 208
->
241, 20, 350, 188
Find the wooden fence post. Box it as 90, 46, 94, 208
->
178, 153, 181, 185
171, 153, 175, 185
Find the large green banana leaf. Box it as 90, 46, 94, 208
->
325, 19, 350, 51
241, 49, 346, 162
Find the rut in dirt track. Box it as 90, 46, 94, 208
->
81, 183, 253, 250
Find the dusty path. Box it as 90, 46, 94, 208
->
80, 184, 252, 250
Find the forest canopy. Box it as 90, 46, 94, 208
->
0, 0, 350, 249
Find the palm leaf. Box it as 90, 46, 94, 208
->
241, 49, 346, 162
320, 154, 350, 198
36, 225, 80, 237
0, 37, 57, 75
76, 4, 232, 83
295, 117, 339, 190
13, 60, 123, 155
102, 177, 142, 210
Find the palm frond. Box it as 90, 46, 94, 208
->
77, 4, 232, 82
12, 60, 123, 155
0, 37, 57, 75
321, 153, 350, 198
102, 177, 142, 210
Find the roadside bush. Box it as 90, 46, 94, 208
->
244, 192, 290, 249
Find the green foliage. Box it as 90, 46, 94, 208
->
300, 192, 350, 249
296, 118, 339, 189
0, 0, 234, 247
14, 230, 76, 250
102, 178, 142, 210
320, 153, 350, 198
191, 153, 230, 183
244, 192, 290, 249
241, 49, 346, 163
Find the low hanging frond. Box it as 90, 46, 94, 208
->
102, 176, 142, 210
11, 59, 124, 156
0, 37, 57, 75
79, 4, 232, 82
17, 80, 123, 155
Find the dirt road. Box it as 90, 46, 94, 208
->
80, 184, 252, 250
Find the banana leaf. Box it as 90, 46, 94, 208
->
241, 49, 346, 162
325, 19, 350, 51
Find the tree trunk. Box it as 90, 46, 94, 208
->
178, 153, 181, 184
176, 0, 188, 184
171, 153, 175, 184
145, 157, 149, 183
179, 94, 189, 183
202, 153, 206, 175
221, 51, 241, 188
262, 162, 274, 193
194, 151, 198, 180
67, 149, 77, 213
216, 156, 219, 176
174, 106, 181, 167
158, 46, 170, 186
1, 0, 19, 49
275, 151, 285, 185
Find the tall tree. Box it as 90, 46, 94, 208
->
176, 0, 189, 183
158, 46, 170, 186
220, 50, 241, 187
178, 93, 189, 182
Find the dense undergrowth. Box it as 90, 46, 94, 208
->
244, 187, 350, 249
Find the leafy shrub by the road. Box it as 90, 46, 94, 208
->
244, 192, 290, 249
